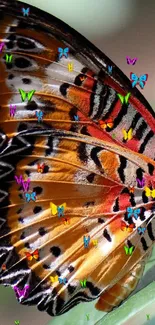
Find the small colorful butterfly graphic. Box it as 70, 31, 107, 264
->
117, 92, 131, 104
14, 321, 20, 325
1, 264, 6, 271
50, 202, 66, 217
25, 192, 36, 202
37, 163, 45, 173
22, 7, 30, 16
58, 47, 69, 59
80, 76, 85, 82
50, 275, 59, 283
68, 62, 73, 71
0, 42, 5, 52
121, 221, 135, 232
25, 249, 39, 261
22, 179, 30, 192
130, 73, 148, 89
108, 65, 112, 74
145, 187, 155, 198
80, 279, 87, 288
99, 118, 114, 129
112, 133, 116, 139
122, 128, 133, 141
92, 239, 98, 246
5, 53, 13, 63
19, 89, 35, 102
136, 178, 145, 188
35, 110, 44, 122
74, 115, 79, 121
146, 314, 150, 321
83, 235, 90, 248
13, 285, 30, 299
62, 217, 70, 225
9, 104, 16, 117
127, 207, 141, 220
137, 227, 146, 235
58, 277, 67, 284
124, 245, 134, 255
126, 56, 138, 65
129, 186, 135, 193
14, 175, 24, 185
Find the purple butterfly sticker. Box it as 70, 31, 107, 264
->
14, 175, 23, 185
136, 178, 145, 188
22, 179, 30, 192
13, 285, 30, 299
0, 42, 5, 53
9, 104, 16, 117
126, 56, 138, 65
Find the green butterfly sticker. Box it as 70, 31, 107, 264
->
80, 279, 87, 288
5, 54, 13, 63
124, 245, 134, 255
117, 92, 131, 104
19, 89, 36, 102
14, 321, 20, 325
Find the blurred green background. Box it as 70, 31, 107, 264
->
1, 0, 155, 324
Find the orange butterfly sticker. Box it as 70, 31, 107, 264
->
121, 221, 135, 232
62, 217, 70, 225
25, 249, 39, 261
37, 163, 45, 173
99, 118, 114, 129
129, 187, 134, 193
2, 264, 6, 270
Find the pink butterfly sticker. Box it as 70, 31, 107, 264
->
126, 56, 138, 65
13, 285, 30, 299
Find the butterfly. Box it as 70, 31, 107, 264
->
126, 56, 138, 65
14, 321, 20, 325
5, 53, 13, 63
35, 110, 44, 122
22, 179, 30, 192
145, 187, 155, 198
83, 235, 90, 248
9, 104, 16, 117
37, 163, 45, 173
127, 207, 141, 220
117, 92, 131, 104
62, 217, 70, 225
136, 178, 145, 188
0, 42, 5, 52
121, 221, 135, 232
50, 275, 58, 283
58, 277, 67, 284
68, 62, 73, 72
1, 264, 6, 271
14, 175, 24, 185
137, 227, 146, 235
108, 65, 112, 74
74, 115, 79, 121
25, 249, 39, 261
22, 7, 30, 16
124, 246, 134, 255
19, 89, 35, 102
80, 279, 87, 288
13, 285, 30, 299
130, 73, 148, 89
92, 239, 98, 246
25, 192, 36, 202
98, 118, 114, 129
50, 202, 66, 217
122, 128, 133, 141
0, 1, 155, 318
58, 47, 69, 59
129, 187, 134, 193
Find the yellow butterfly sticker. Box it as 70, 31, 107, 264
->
50, 202, 66, 217
145, 187, 155, 198
122, 128, 133, 141
50, 275, 58, 283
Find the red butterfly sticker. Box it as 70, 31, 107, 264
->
37, 163, 45, 173
25, 249, 39, 261
99, 118, 114, 129
121, 221, 135, 232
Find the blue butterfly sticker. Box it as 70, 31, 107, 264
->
137, 227, 146, 235
127, 207, 141, 220
130, 73, 148, 89
57, 206, 65, 217
83, 235, 90, 248
108, 65, 112, 74
58, 277, 67, 284
58, 47, 69, 59
74, 115, 79, 121
22, 8, 30, 16
25, 192, 36, 202
35, 110, 44, 122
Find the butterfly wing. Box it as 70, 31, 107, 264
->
126, 56, 131, 64
139, 74, 148, 89
130, 73, 138, 87
0, 0, 155, 318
